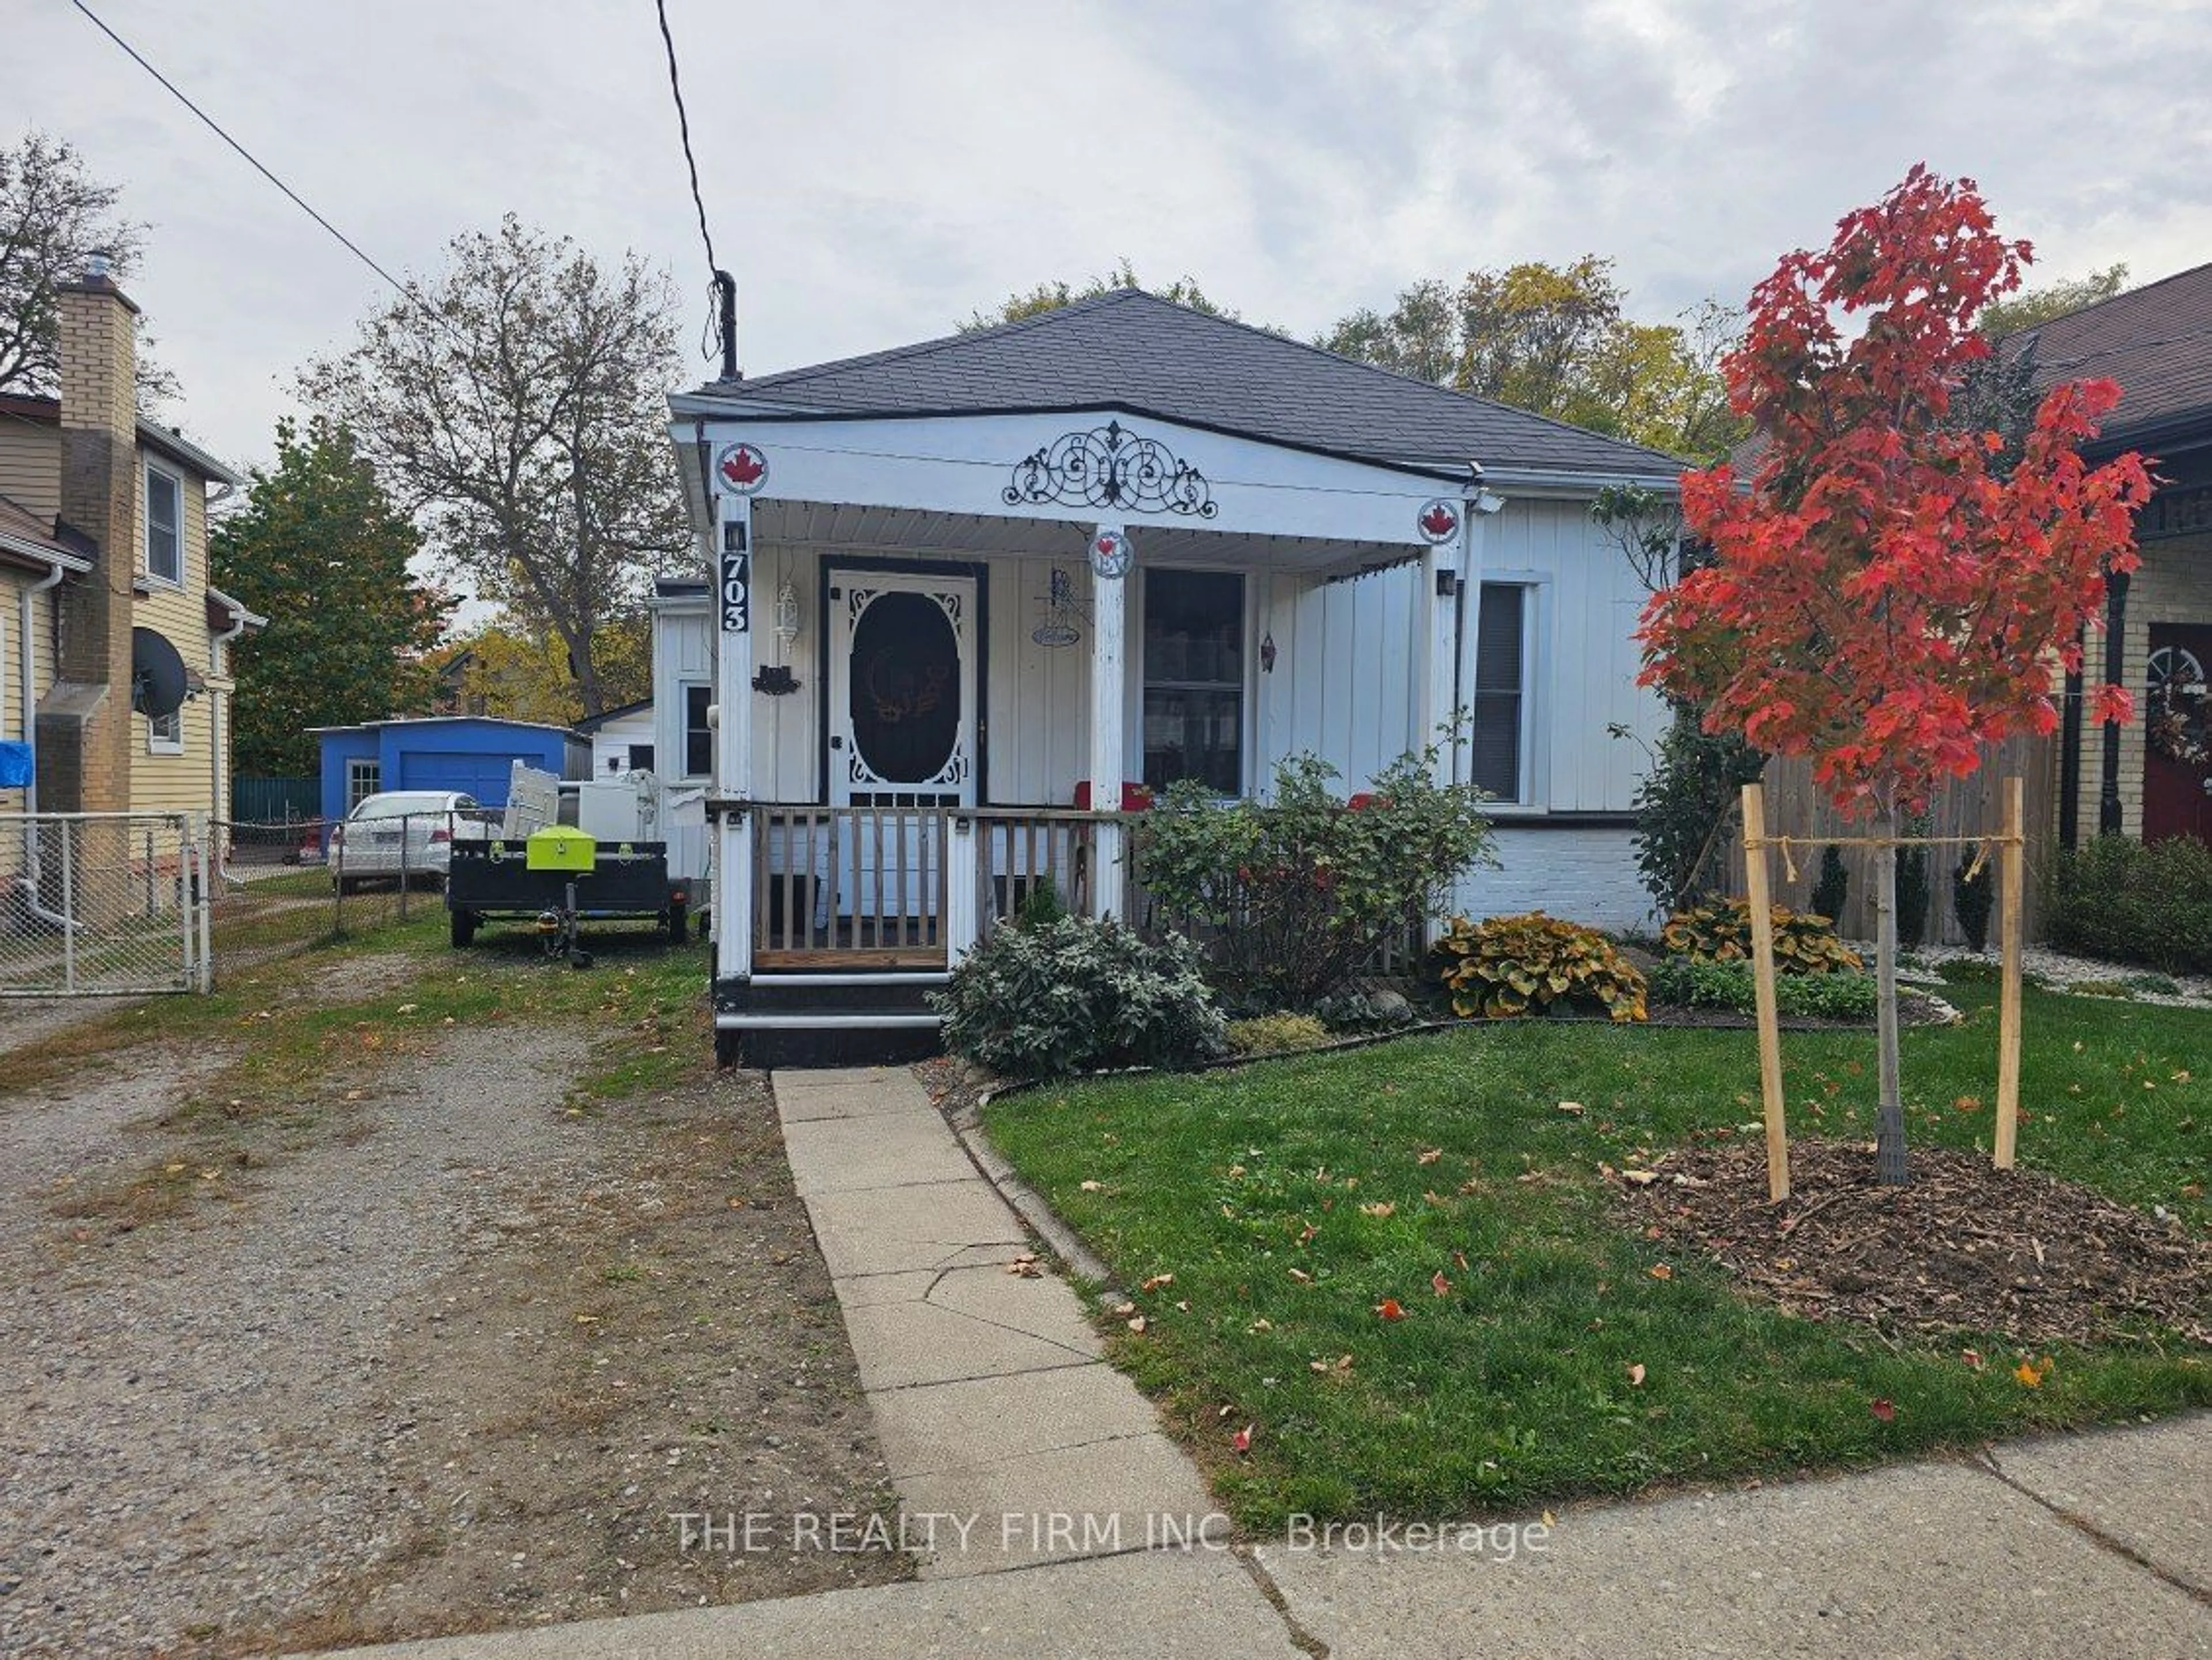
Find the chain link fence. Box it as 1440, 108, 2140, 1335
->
0, 812, 207, 995
207, 810, 489, 960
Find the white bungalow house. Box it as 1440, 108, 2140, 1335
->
665, 290, 1680, 1063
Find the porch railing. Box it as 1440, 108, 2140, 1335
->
971, 809, 1097, 942
751, 804, 953, 969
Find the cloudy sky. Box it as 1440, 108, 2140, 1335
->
13, 0, 2211, 474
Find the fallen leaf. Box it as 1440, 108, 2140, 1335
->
1452, 1249, 1470, 1271
1174, 1299, 1190, 1312
1541, 1510, 1556, 1526
1431, 1271, 1452, 1298
1335, 1353, 1354, 1372
1374, 1298, 1406, 1321
1870, 1398, 1896, 1423
1620, 1169, 1659, 1187
1556, 1100, 1585, 1115
1231, 1423, 1254, 1454
1218, 1405, 1235, 1419
1141, 1272, 1175, 1293
1111, 1301, 1137, 1317
1080, 1180, 1103, 1192
1287, 1268, 1313, 1284
2014, 1355, 2054, 1389
1627, 1362, 1646, 1387
1126, 1315, 1148, 1334
1359, 1202, 1396, 1219
1961, 1348, 1985, 1370
1005, 1255, 1043, 1279
1247, 1317, 1273, 1333
396, 1003, 419, 1015
1416, 1147, 1444, 1165
1649, 1263, 1673, 1281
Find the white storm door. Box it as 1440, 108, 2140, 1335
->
826, 569, 978, 919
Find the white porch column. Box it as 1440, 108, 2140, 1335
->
1088, 524, 1128, 922
1455, 495, 1494, 790
1418, 533, 1457, 784
715, 485, 755, 981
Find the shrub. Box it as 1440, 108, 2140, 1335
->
1136, 748, 1494, 1008
2123, 971, 2183, 996
931, 916, 1228, 1079
1661, 898, 1863, 973
1226, 1013, 1334, 1055
1649, 957, 1878, 1021
1952, 854, 1994, 952
1810, 845, 1850, 927
1016, 877, 1067, 929
1434, 912, 1647, 1022
2046, 835, 2212, 975
1623, 713, 1768, 912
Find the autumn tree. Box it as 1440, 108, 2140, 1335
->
0, 130, 176, 408
1320, 258, 1745, 458
211, 417, 452, 776
452, 614, 652, 725
1639, 165, 2150, 1184
301, 217, 691, 715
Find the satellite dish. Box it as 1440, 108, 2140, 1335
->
131, 627, 188, 719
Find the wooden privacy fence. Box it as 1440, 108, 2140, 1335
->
1728, 733, 2055, 942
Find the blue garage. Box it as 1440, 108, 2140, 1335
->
313, 717, 589, 825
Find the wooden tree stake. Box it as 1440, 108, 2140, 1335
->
1994, 774, 2025, 1169
1741, 783, 1790, 1202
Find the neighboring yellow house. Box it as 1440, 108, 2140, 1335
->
0, 256, 259, 866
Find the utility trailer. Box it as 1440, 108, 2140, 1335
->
444, 765, 694, 957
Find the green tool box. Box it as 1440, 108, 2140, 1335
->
525, 827, 597, 872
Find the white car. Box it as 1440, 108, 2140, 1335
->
329, 791, 493, 892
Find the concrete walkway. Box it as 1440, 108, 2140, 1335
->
770, 1064, 1225, 1579
325, 1062, 2209, 1655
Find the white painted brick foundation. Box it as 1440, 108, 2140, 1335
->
1450, 825, 1657, 933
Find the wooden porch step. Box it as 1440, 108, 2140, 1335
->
753, 947, 948, 971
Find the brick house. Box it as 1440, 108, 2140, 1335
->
2025, 263, 2212, 848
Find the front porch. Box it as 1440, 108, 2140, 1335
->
684, 410, 1484, 1060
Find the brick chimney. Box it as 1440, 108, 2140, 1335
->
40, 251, 140, 816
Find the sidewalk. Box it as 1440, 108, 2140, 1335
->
330, 1062, 2210, 1657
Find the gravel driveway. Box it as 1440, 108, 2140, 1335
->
0, 968, 906, 1656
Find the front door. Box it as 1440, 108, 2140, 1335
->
826, 569, 978, 923
2145, 623, 2212, 844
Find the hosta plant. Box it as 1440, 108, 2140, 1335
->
1434, 912, 1647, 1022
1661, 899, 1862, 974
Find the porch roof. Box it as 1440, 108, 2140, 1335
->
674, 289, 1686, 485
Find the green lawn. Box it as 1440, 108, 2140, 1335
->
982, 972, 2211, 1526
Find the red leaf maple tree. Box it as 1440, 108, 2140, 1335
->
1639, 165, 2151, 1184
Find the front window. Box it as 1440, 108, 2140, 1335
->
683, 684, 712, 778
1469, 583, 1528, 801
345, 759, 382, 812
1142, 569, 1244, 794
145, 465, 183, 585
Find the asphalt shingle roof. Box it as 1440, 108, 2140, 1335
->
2009, 261, 2212, 448
703, 289, 1685, 481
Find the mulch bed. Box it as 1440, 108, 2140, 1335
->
1615, 1137, 2212, 1350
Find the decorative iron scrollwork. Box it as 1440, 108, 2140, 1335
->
1003, 419, 1217, 518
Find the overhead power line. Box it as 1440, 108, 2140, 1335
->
70, 0, 418, 302
653, 0, 737, 377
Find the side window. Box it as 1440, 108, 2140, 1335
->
147, 707, 183, 755
1469, 584, 1528, 802
145, 465, 183, 585
683, 684, 712, 778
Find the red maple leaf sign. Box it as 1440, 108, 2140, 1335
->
1419, 502, 1458, 540
719, 445, 766, 488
